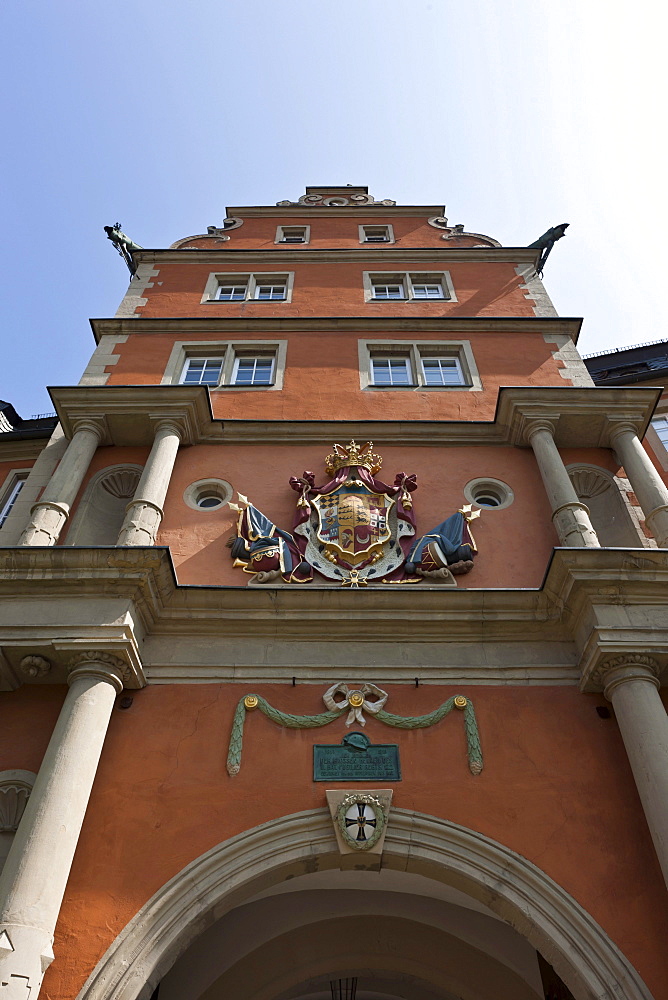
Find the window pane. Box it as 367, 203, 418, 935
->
412, 283, 445, 299
233, 356, 275, 385
372, 283, 404, 299
217, 284, 247, 300
372, 357, 411, 385
0, 478, 26, 526
183, 359, 223, 385
422, 358, 464, 386
653, 417, 668, 446
255, 284, 286, 300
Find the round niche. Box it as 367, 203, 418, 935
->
463, 477, 514, 510
183, 479, 233, 512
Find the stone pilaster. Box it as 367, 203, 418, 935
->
18, 420, 104, 547
525, 419, 600, 547
610, 422, 668, 547
116, 420, 182, 546
588, 653, 668, 887
0, 651, 126, 1000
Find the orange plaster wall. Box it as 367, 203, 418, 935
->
106, 328, 573, 422
133, 259, 538, 319
0, 458, 35, 486
0, 682, 662, 1000
156, 443, 559, 588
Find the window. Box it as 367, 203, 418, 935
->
359, 340, 481, 391
202, 272, 294, 304
276, 225, 309, 244
166, 339, 287, 391
464, 478, 514, 510
232, 355, 275, 386
0, 475, 27, 528
180, 358, 225, 386
254, 280, 287, 301
371, 356, 412, 386
652, 416, 668, 448
364, 271, 457, 303
183, 479, 233, 511
359, 224, 394, 244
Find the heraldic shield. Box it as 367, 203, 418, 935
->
313, 484, 394, 567
228, 440, 480, 587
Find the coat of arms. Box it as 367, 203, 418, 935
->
228, 441, 480, 587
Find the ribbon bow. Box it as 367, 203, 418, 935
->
323, 682, 389, 726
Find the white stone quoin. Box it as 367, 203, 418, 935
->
18, 420, 103, 546
525, 419, 600, 547
0, 652, 125, 1000
116, 420, 182, 545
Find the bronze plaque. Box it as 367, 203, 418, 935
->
313, 731, 401, 782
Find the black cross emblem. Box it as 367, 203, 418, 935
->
345, 803, 377, 842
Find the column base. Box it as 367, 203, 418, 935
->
18, 502, 69, 548
116, 500, 163, 547
551, 501, 600, 547
0, 923, 53, 1000
645, 503, 668, 548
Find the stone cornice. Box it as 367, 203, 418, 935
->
132, 247, 540, 267
0, 546, 667, 687
46, 385, 660, 448
90, 315, 584, 344
0, 437, 53, 463
224, 203, 448, 217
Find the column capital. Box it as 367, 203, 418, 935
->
152, 417, 184, 439
588, 653, 662, 698
607, 420, 639, 445
523, 417, 557, 442
67, 650, 127, 692
69, 417, 106, 440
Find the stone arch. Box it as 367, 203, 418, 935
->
65, 465, 143, 545
76, 809, 652, 1000
567, 463, 646, 546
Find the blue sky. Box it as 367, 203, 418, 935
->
2, 1, 665, 415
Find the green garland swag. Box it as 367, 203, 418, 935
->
226, 694, 483, 776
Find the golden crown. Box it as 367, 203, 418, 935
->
324, 440, 383, 476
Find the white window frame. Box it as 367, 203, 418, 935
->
231, 353, 277, 386
648, 415, 668, 473
363, 271, 457, 303
179, 356, 226, 387
651, 416, 668, 448
359, 224, 394, 244
0, 473, 28, 528
359, 339, 481, 391
275, 225, 310, 245
201, 272, 295, 304
164, 340, 288, 391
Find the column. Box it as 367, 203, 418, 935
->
116, 420, 182, 546
0, 652, 125, 1000
597, 654, 668, 887
610, 423, 668, 547
525, 420, 600, 547
18, 421, 103, 546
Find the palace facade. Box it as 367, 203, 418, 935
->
1, 187, 668, 1000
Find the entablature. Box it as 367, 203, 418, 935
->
0, 546, 666, 689
47, 384, 660, 448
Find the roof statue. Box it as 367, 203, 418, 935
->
104, 223, 143, 275
528, 223, 569, 277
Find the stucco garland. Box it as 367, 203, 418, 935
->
75, 809, 653, 1000
226, 694, 483, 776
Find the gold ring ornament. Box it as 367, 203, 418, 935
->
244, 695, 259, 711
323, 682, 389, 726
454, 696, 468, 710
337, 792, 386, 851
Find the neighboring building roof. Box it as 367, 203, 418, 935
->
0, 399, 57, 439
583, 339, 668, 385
